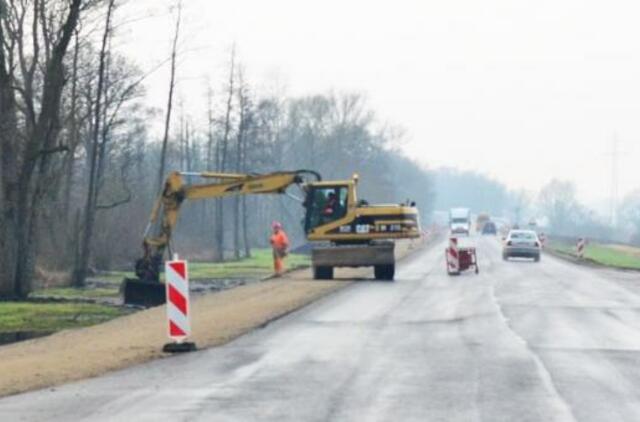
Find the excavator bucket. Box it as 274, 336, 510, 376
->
122, 278, 166, 307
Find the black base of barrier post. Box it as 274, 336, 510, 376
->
163, 342, 197, 353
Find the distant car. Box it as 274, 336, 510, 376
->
502, 229, 541, 262
476, 212, 490, 232
482, 221, 497, 235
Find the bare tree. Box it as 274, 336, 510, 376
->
156, 0, 181, 191
0, 0, 84, 298
178, 103, 192, 172
538, 179, 579, 234
237, 69, 252, 258
205, 84, 215, 169
213, 45, 235, 261
60, 29, 81, 257
71, 0, 116, 287
232, 66, 243, 259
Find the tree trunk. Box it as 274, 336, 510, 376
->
184, 120, 192, 172
0, 4, 19, 297
241, 196, 251, 258
234, 73, 249, 259
241, 114, 251, 258
157, 1, 181, 192
61, 30, 80, 266
213, 131, 223, 261
233, 197, 240, 259
13, 183, 39, 297
203, 86, 215, 235
214, 46, 236, 262
72, 0, 115, 287
233, 97, 243, 260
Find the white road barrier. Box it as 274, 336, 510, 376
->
576, 238, 586, 259
163, 256, 196, 352
538, 233, 546, 249
446, 237, 459, 274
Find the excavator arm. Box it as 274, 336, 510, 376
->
136, 169, 321, 282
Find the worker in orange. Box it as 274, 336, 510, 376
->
270, 221, 290, 276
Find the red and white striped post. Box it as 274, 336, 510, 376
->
163, 255, 196, 353
576, 238, 586, 259
447, 237, 460, 275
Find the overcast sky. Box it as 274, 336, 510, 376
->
118, 0, 640, 208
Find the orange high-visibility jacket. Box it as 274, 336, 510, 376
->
270, 230, 289, 253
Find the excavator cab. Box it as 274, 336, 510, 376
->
303, 174, 421, 244
303, 183, 350, 233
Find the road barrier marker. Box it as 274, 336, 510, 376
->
539, 233, 546, 249
446, 237, 460, 274
163, 255, 196, 353
576, 238, 586, 259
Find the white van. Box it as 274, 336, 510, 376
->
450, 207, 471, 235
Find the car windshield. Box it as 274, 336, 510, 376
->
510, 231, 536, 240
452, 218, 467, 223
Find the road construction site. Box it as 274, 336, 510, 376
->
0, 239, 423, 399
2, 235, 640, 422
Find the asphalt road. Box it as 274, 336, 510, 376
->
2, 236, 640, 422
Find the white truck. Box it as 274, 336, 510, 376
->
450, 207, 471, 235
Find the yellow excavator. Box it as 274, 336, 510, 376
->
123, 169, 421, 306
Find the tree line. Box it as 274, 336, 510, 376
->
431, 168, 640, 244
0, 0, 435, 299
537, 179, 640, 244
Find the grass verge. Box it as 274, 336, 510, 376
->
30, 287, 118, 300
98, 249, 310, 284
547, 240, 640, 270
0, 302, 128, 333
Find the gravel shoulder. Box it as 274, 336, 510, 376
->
0, 239, 426, 398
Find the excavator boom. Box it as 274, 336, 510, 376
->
137, 170, 320, 282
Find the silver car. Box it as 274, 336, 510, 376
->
502, 229, 541, 262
